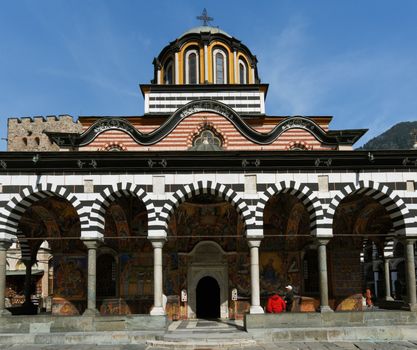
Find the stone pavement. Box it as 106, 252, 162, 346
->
1, 319, 417, 349
1, 342, 417, 349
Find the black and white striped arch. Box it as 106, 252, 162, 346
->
0, 183, 87, 259
325, 180, 416, 235
255, 181, 324, 235
158, 180, 255, 234
88, 182, 157, 236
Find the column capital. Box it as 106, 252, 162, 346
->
316, 237, 331, 246
402, 237, 417, 245
247, 238, 262, 249
0, 240, 12, 251
82, 239, 102, 250
150, 238, 166, 249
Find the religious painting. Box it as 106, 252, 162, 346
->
53, 255, 86, 300
99, 298, 131, 315
259, 252, 285, 295
167, 197, 242, 252
285, 252, 301, 292
228, 253, 250, 297
52, 297, 83, 316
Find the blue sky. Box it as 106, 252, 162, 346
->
1, 0, 417, 150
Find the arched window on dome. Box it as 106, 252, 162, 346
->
185, 49, 199, 84
213, 48, 227, 84
164, 60, 174, 85
238, 58, 248, 84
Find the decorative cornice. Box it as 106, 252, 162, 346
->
1, 150, 417, 172
46, 99, 366, 147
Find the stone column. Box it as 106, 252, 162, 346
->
82, 239, 101, 316
233, 50, 238, 83
174, 52, 179, 84
157, 68, 161, 84
0, 240, 12, 316
204, 44, 208, 83
150, 239, 166, 316
251, 65, 255, 84
384, 258, 394, 301
404, 238, 417, 311
317, 238, 333, 312
22, 259, 34, 307
248, 239, 264, 314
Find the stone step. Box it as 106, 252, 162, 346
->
147, 338, 257, 349
0, 331, 162, 345
159, 332, 253, 341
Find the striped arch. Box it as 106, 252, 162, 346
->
158, 180, 255, 234
255, 180, 324, 235
0, 183, 87, 259
88, 182, 156, 236
325, 180, 415, 235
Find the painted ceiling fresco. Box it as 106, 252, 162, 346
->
18, 197, 83, 255
167, 194, 245, 252
331, 194, 392, 251
262, 193, 311, 252
104, 196, 150, 252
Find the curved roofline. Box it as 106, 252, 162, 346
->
180, 26, 232, 38
46, 100, 367, 147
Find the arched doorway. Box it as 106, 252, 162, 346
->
196, 276, 220, 318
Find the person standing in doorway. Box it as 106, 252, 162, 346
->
284, 285, 294, 312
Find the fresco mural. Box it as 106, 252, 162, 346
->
53, 255, 86, 299
259, 193, 311, 299
104, 197, 149, 252
52, 255, 86, 315
15, 191, 396, 316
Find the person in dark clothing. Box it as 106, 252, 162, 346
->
266, 292, 286, 313
284, 285, 294, 312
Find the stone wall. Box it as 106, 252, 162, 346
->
7, 115, 82, 151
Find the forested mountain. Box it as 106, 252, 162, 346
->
358, 121, 417, 150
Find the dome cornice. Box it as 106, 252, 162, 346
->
156, 31, 256, 66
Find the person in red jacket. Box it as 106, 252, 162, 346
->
266, 292, 286, 313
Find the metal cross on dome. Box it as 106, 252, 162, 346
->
197, 8, 213, 26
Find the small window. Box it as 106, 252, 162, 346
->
185, 49, 199, 84
23, 137, 28, 146
288, 142, 309, 151
189, 53, 197, 84
213, 48, 227, 84
216, 53, 224, 84
193, 129, 222, 147
35, 137, 40, 146
107, 146, 123, 152
239, 59, 248, 84
164, 60, 173, 85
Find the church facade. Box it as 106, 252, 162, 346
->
1, 23, 417, 320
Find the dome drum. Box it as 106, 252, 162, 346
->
153, 27, 259, 86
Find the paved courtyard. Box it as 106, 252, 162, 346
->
1, 342, 417, 349
1, 319, 417, 349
